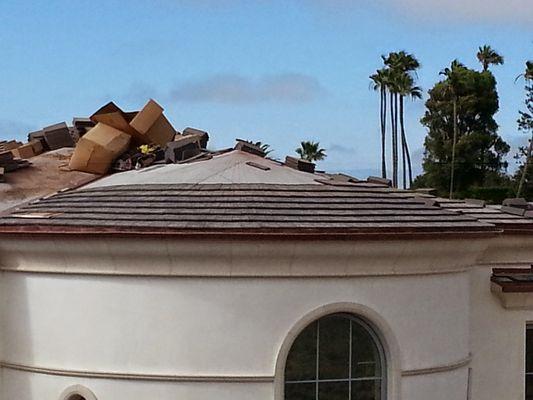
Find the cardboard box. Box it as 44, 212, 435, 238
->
90, 102, 138, 137
90, 99, 176, 146
130, 99, 176, 146
69, 123, 131, 174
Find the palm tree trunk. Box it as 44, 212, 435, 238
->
399, 95, 412, 188
400, 96, 406, 189
380, 87, 387, 179
517, 134, 533, 198
449, 98, 458, 199
390, 92, 398, 188
390, 93, 398, 187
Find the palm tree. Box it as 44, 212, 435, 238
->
477, 45, 504, 71
396, 73, 422, 188
295, 141, 326, 162
440, 60, 466, 199
382, 51, 421, 188
370, 68, 390, 179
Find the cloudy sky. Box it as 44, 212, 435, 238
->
0, 0, 531, 178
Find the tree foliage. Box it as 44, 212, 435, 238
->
295, 141, 326, 162
369, 50, 421, 188
515, 60, 533, 198
477, 45, 504, 71
415, 62, 510, 197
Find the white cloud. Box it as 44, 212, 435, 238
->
386, 0, 533, 24
170, 73, 326, 104
311, 0, 533, 24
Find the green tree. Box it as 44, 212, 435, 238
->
415, 62, 510, 197
516, 61, 533, 198
295, 141, 326, 162
477, 45, 504, 71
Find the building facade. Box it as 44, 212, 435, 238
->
0, 150, 532, 400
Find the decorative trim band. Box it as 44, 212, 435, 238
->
401, 354, 472, 377
0, 361, 274, 383
1, 355, 471, 382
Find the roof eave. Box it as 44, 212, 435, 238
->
0, 224, 501, 241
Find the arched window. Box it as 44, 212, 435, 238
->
284, 313, 385, 400
59, 385, 97, 400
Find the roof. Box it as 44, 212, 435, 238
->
0, 181, 496, 238
85, 150, 321, 187
491, 267, 533, 293
419, 197, 533, 234
3, 149, 533, 239
0, 148, 100, 214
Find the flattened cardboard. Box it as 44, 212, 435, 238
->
69, 123, 131, 174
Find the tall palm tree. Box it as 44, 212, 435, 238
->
370, 68, 390, 179
477, 45, 504, 71
440, 60, 466, 199
516, 60, 533, 198
295, 141, 327, 162
382, 51, 421, 188
396, 73, 422, 189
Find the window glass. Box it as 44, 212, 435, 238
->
285, 314, 385, 400
286, 321, 318, 382
352, 322, 381, 378
527, 327, 533, 400
319, 316, 350, 380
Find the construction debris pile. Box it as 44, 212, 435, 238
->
0, 98, 214, 183
68, 99, 212, 174
0, 117, 96, 182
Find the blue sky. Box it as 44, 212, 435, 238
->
0, 0, 531, 178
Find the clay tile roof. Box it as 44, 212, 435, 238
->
0, 182, 496, 238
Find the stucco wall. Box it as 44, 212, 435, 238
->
469, 265, 533, 400
1, 271, 470, 400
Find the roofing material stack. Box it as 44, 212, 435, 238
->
42, 122, 75, 150
285, 156, 315, 173
72, 117, 95, 138
183, 127, 209, 148
164, 135, 202, 163
0, 140, 23, 152
0, 150, 30, 177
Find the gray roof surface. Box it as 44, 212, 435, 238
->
85, 150, 321, 187
0, 182, 495, 235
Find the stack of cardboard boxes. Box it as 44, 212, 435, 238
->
69, 99, 176, 174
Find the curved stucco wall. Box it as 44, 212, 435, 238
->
1, 270, 470, 400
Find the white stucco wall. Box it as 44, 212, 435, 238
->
1, 270, 471, 400
469, 265, 533, 400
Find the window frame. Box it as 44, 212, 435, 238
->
283, 313, 387, 400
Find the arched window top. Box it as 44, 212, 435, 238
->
284, 313, 385, 400
59, 385, 97, 400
